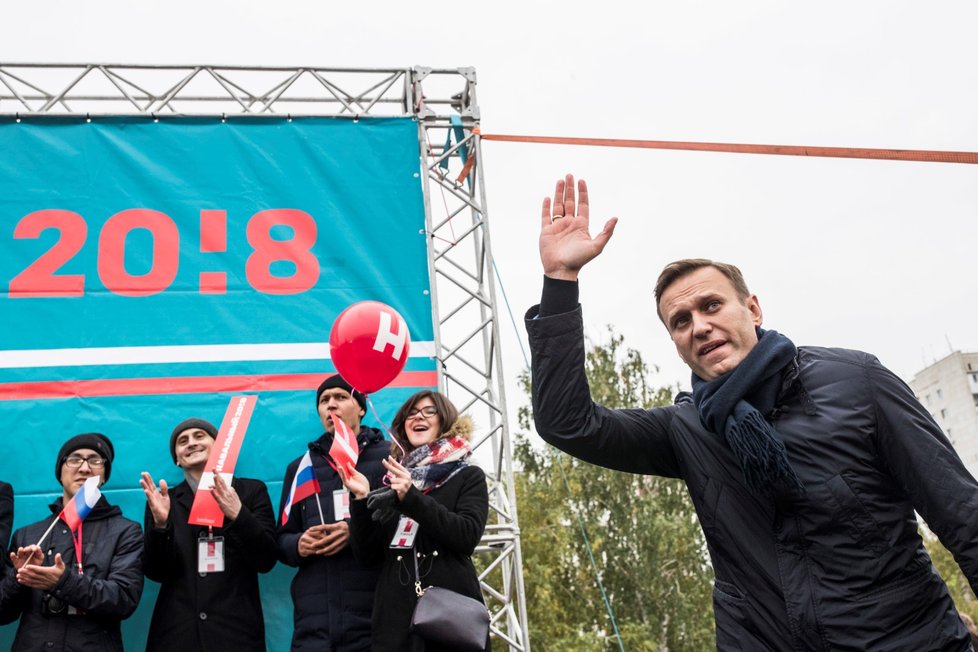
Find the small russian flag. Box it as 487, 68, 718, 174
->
60, 476, 101, 532
281, 452, 321, 526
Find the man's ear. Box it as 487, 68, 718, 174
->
747, 294, 763, 326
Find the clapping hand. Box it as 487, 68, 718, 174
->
139, 472, 170, 528
212, 473, 242, 521
16, 552, 65, 590
10, 545, 43, 571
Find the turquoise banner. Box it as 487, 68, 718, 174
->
0, 117, 436, 648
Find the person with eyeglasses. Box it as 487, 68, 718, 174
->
339, 390, 490, 652
0, 433, 143, 652
276, 374, 388, 651
140, 417, 278, 651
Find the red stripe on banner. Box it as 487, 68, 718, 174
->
0, 371, 439, 401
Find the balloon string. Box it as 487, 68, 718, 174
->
366, 394, 405, 457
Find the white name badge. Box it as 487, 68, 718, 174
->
333, 488, 351, 521
390, 516, 419, 549
198, 535, 225, 574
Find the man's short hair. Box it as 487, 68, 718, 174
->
654, 259, 751, 321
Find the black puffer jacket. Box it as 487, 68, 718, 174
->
0, 497, 143, 652
527, 304, 978, 652
277, 426, 387, 651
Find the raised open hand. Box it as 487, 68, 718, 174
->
539, 174, 618, 280
140, 472, 170, 528
382, 456, 413, 501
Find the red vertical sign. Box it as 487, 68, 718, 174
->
188, 395, 257, 527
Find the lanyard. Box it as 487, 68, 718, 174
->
320, 444, 362, 474
320, 453, 341, 474
71, 521, 84, 575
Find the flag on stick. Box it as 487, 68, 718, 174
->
61, 476, 101, 531
34, 475, 102, 550
281, 451, 322, 526
329, 413, 360, 477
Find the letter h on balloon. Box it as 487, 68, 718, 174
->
329, 301, 411, 395
373, 311, 408, 360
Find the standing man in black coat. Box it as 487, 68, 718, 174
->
0, 433, 143, 651
277, 375, 387, 651
526, 174, 978, 651
140, 417, 278, 651
0, 480, 12, 566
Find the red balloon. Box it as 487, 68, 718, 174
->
329, 301, 411, 394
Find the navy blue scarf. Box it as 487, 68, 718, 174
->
691, 328, 802, 494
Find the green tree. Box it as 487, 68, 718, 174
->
514, 328, 715, 651
921, 522, 978, 622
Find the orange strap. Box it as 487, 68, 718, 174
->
456, 153, 477, 184
479, 133, 978, 165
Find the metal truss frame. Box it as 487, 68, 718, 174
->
0, 63, 529, 651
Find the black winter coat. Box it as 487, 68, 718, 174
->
527, 304, 978, 652
349, 464, 490, 652
277, 426, 387, 651
0, 497, 143, 652
0, 480, 12, 561
143, 476, 278, 651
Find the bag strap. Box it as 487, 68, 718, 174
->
412, 546, 425, 597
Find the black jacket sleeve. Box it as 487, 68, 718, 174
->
224, 479, 278, 573
275, 457, 306, 568
142, 504, 177, 583
0, 482, 12, 562
398, 466, 489, 556
869, 358, 978, 593
348, 496, 389, 566
526, 303, 683, 477
0, 526, 29, 625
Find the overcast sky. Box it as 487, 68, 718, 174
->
6, 0, 978, 407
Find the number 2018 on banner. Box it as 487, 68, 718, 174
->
8, 208, 319, 298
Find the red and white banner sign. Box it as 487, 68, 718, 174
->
188, 395, 257, 527
329, 412, 359, 476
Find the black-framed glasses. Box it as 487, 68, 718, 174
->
64, 455, 105, 469
406, 406, 438, 420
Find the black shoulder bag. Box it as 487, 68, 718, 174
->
409, 548, 490, 651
